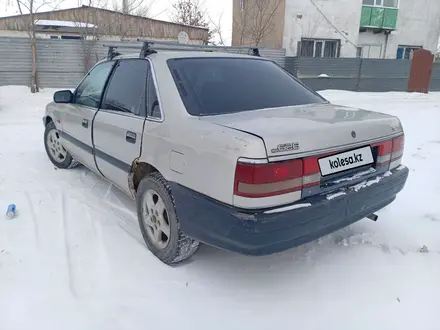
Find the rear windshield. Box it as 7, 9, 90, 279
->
167, 57, 326, 116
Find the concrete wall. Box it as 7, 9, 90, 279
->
359, 0, 440, 59
232, 0, 440, 59
282, 0, 362, 57
282, 0, 440, 59
385, 0, 440, 57
358, 31, 386, 58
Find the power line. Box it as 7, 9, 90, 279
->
308, 0, 358, 49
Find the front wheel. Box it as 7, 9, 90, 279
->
136, 172, 199, 264
44, 121, 79, 169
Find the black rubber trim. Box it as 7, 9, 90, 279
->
59, 130, 93, 154
94, 148, 131, 173
59, 130, 131, 174
169, 167, 409, 256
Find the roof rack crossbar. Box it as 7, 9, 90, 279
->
106, 45, 122, 60
103, 40, 260, 58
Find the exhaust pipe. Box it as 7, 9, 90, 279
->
367, 213, 379, 221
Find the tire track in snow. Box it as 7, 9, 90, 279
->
60, 192, 78, 298
59, 189, 115, 298
24, 191, 40, 249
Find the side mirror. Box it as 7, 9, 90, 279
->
53, 90, 73, 103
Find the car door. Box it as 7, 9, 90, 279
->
93, 59, 150, 196
59, 61, 115, 172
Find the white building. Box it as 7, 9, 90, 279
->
233, 0, 440, 59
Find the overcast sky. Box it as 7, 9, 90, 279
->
0, 0, 233, 43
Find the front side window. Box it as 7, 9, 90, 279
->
167, 58, 325, 116
101, 59, 149, 116
75, 61, 114, 108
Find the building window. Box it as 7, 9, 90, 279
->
50, 35, 60, 39
240, 0, 245, 11
396, 45, 422, 60
359, 44, 383, 58
300, 38, 340, 58
363, 0, 398, 8
60, 35, 83, 40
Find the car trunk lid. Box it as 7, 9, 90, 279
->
200, 103, 402, 158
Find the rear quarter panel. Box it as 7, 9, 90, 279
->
140, 56, 267, 205
142, 118, 266, 206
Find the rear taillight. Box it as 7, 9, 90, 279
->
390, 135, 404, 169
375, 134, 404, 170
302, 156, 322, 188
235, 135, 404, 199
234, 158, 321, 198
234, 161, 303, 198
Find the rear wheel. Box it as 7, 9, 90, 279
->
136, 172, 199, 264
44, 121, 79, 169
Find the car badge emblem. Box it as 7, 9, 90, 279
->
351, 131, 356, 138
271, 142, 300, 154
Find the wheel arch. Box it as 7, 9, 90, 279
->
129, 160, 160, 196
44, 116, 53, 126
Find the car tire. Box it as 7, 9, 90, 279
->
136, 172, 199, 264
44, 121, 79, 169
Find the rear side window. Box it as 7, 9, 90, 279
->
102, 59, 149, 116
147, 71, 161, 119
167, 58, 325, 116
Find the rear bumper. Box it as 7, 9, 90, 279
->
170, 166, 409, 256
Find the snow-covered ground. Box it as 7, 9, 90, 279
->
0, 86, 439, 330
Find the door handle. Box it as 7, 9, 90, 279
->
126, 131, 136, 144
82, 118, 88, 128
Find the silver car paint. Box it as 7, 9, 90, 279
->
46, 52, 404, 210
93, 109, 146, 196
200, 103, 403, 158
57, 103, 98, 171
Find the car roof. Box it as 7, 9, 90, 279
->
113, 51, 267, 61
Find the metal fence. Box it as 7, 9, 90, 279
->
286, 56, 440, 92
1, 36, 438, 92
431, 62, 440, 91
0, 37, 286, 88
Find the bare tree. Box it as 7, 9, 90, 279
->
234, 0, 282, 46
111, 0, 156, 17
70, 0, 105, 73
208, 12, 225, 46
71, 0, 157, 73
109, 0, 157, 41
303, 14, 323, 39
12, 0, 64, 92
169, 0, 212, 44
233, 9, 249, 46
